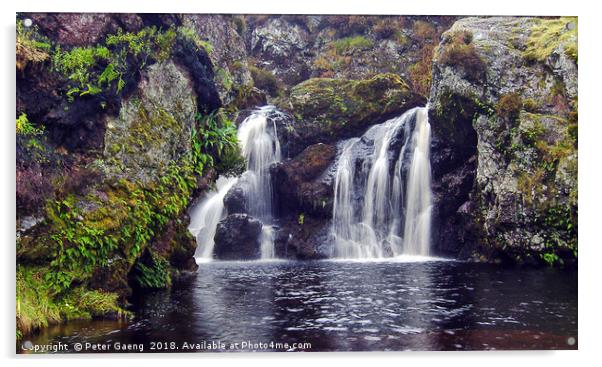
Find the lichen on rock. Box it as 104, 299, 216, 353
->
428, 16, 577, 266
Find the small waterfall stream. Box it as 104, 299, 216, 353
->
189, 106, 282, 261
331, 107, 433, 259
188, 176, 238, 261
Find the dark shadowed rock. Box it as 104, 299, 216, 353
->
214, 214, 263, 260
274, 215, 333, 260
27, 13, 143, 47
223, 180, 249, 214
271, 143, 337, 218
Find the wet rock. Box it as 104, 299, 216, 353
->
149, 212, 199, 273
274, 215, 333, 260
281, 73, 422, 156
214, 214, 263, 260
223, 178, 250, 214
271, 143, 337, 218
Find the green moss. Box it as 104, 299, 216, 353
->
524, 17, 578, 63
331, 35, 374, 54
289, 73, 415, 135
216, 67, 234, 92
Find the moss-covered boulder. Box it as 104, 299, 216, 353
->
279, 73, 422, 156
428, 17, 578, 266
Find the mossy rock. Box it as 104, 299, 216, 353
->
283, 73, 422, 152
289, 73, 418, 129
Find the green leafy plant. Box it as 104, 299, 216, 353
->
191, 111, 239, 175
131, 251, 172, 289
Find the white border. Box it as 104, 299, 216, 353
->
3, 0, 599, 366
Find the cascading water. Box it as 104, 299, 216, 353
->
237, 107, 282, 221
189, 106, 282, 261
330, 107, 433, 259
188, 176, 238, 261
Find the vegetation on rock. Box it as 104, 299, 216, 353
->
439, 30, 486, 82
524, 17, 578, 63
289, 73, 418, 135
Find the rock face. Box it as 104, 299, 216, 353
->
103, 60, 197, 183
278, 73, 422, 156
16, 13, 230, 334
182, 15, 256, 110
428, 17, 578, 265
244, 15, 457, 96
248, 17, 312, 86
214, 214, 263, 260
27, 13, 144, 47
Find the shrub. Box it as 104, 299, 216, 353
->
249, 65, 279, 96
496, 93, 523, 121
439, 30, 486, 82
16, 19, 51, 72
324, 15, 374, 37
373, 18, 399, 40
413, 20, 437, 42
409, 44, 436, 98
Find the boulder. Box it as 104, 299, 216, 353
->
223, 178, 250, 214
279, 73, 423, 156
214, 214, 263, 260
271, 143, 337, 218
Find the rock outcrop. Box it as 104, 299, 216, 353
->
428, 17, 578, 265
271, 143, 337, 218
214, 214, 263, 260
277, 73, 422, 156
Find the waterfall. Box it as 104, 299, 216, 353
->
402, 108, 433, 256
188, 176, 238, 261
237, 106, 282, 221
330, 107, 433, 259
189, 106, 282, 261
